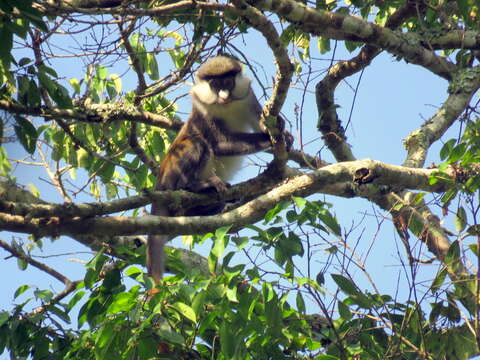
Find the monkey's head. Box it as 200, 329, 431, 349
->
192, 56, 252, 106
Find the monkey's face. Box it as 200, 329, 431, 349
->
207, 74, 236, 105
205, 73, 236, 104
192, 73, 251, 106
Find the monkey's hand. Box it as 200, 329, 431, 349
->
190, 175, 230, 195
261, 115, 293, 151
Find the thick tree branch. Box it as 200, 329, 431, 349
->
0, 159, 471, 238
403, 67, 480, 168
35, 0, 224, 16
426, 30, 480, 50
245, 0, 456, 79
1, 160, 466, 220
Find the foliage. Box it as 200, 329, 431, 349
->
0, 0, 480, 359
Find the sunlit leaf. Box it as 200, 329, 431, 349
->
14, 285, 30, 299
172, 302, 197, 323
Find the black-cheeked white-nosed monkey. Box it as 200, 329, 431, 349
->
147, 55, 291, 283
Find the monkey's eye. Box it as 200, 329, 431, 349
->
209, 77, 234, 92
222, 77, 234, 89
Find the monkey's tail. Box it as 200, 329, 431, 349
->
147, 204, 172, 284
147, 234, 171, 284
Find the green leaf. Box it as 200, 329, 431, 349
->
124, 266, 142, 277
66, 290, 85, 312
34, 289, 53, 302
445, 240, 460, 273
15, 4, 48, 32
338, 300, 352, 320
18, 57, 31, 66
146, 53, 159, 80
17, 75, 29, 99
264, 200, 290, 222
151, 131, 166, 156
39, 64, 58, 78
318, 209, 341, 236
431, 267, 448, 294
332, 274, 358, 296
17, 258, 27, 270
110, 74, 122, 93
76, 148, 91, 169
192, 291, 206, 318
86, 250, 107, 270
0, 311, 9, 326
448, 143, 466, 163
454, 206, 467, 232
107, 292, 135, 314
96, 321, 115, 348
172, 302, 197, 323
293, 196, 307, 209
220, 321, 235, 358
69, 77, 81, 94
279, 232, 304, 258
98, 162, 115, 183
440, 139, 456, 160
317, 37, 331, 54
14, 284, 30, 299
96, 65, 108, 80
441, 188, 458, 204
156, 329, 185, 345
38, 70, 72, 108
211, 226, 230, 259
106, 81, 117, 99
262, 282, 275, 302
345, 40, 360, 52
296, 291, 306, 313
286, 210, 298, 223
215, 225, 231, 242
14, 116, 37, 154
49, 305, 71, 323
27, 79, 41, 106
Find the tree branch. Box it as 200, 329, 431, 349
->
245, 0, 456, 79
0, 238, 71, 285
0, 159, 471, 238
0, 100, 183, 131
403, 67, 480, 168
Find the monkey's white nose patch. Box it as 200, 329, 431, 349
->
218, 90, 230, 103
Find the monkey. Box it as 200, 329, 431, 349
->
147, 55, 291, 284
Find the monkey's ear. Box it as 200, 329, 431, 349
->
231, 74, 251, 99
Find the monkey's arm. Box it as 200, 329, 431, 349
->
214, 132, 272, 156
